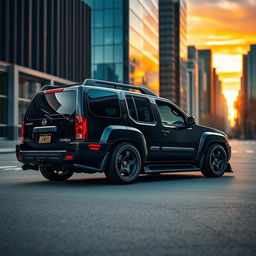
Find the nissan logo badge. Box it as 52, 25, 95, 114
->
42, 119, 47, 126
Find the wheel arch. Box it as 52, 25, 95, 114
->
100, 125, 148, 162
196, 132, 229, 162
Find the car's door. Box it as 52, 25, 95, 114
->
155, 100, 200, 162
124, 94, 163, 161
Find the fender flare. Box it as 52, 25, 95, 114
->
100, 125, 148, 161
196, 132, 228, 162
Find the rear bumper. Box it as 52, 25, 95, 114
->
16, 142, 112, 173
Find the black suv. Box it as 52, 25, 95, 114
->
16, 79, 232, 184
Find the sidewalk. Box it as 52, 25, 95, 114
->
0, 141, 19, 154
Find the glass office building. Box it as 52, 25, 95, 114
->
159, 0, 187, 110
85, 0, 159, 94
179, 0, 188, 111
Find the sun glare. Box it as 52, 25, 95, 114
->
188, 0, 256, 127
223, 90, 238, 127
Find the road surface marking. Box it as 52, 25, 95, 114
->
1, 167, 22, 171
12, 168, 22, 171
0, 166, 22, 171
232, 150, 237, 153
246, 150, 254, 154
0, 166, 17, 169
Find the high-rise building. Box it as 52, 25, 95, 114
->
247, 45, 256, 99
235, 44, 256, 138
159, 0, 187, 110
0, 0, 91, 140
187, 46, 199, 122
198, 58, 207, 119
85, 0, 159, 94
213, 69, 228, 131
198, 49, 213, 115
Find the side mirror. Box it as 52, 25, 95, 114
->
188, 117, 195, 127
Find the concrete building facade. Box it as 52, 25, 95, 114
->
0, 0, 91, 140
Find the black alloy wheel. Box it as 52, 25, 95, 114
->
202, 144, 227, 177
105, 143, 141, 184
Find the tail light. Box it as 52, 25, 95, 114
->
21, 121, 25, 143
75, 116, 87, 140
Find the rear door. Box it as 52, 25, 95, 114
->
24, 88, 79, 149
124, 94, 163, 161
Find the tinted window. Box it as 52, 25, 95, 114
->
126, 95, 137, 120
88, 89, 120, 117
156, 101, 185, 126
133, 96, 154, 123
26, 91, 76, 120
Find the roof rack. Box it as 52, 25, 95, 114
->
82, 79, 157, 96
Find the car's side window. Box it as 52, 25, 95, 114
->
126, 95, 154, 123
133, 96, 154, 123
156, 101, 185, 126
88, 89, 120, 118
126, 95, 138, 120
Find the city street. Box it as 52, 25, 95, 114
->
0, 140, 255, 256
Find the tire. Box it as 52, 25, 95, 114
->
201, 144, 227, 177
105, 143, 142, 184
40, 166, 74, 181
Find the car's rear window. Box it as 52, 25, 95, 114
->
26, 90, 76, 120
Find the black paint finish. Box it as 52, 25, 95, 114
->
16, 80, 231, 175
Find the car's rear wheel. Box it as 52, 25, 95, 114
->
105, 143, 141, 184
40, 166, 74, 181
201, 144, 227, 177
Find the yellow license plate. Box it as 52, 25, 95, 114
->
38, 134, 52, 144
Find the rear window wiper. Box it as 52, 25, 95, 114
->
49, 113, 70, 120
40, 108, 53, 120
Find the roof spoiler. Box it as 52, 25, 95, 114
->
40, 84, 81, 92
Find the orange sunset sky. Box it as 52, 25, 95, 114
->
187, 0, 256, 126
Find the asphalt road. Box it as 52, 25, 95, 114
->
0, 140, 256, 256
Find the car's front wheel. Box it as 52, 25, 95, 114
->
201, 144, 227, 177
40, 166, 74, 181
105, 143, 142, 184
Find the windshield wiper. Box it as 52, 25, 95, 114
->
40, 108, 69, 120
50, 113, 70, 120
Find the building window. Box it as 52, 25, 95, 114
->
0, 72, 8, 138
18, 75, 47, 125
